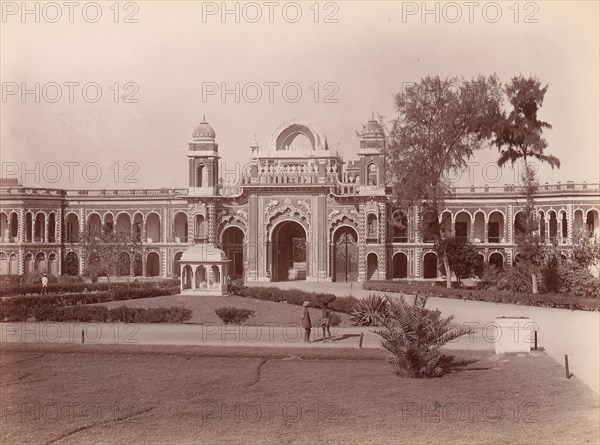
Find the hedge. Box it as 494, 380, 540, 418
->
25, 305, 192, 323
0, 286, 180, 321
235, 286, 358, 314
362, 280, 600, 312
1, 279, 180, 297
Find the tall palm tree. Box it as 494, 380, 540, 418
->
494, 76, 560, 293
495, 76, 560, 170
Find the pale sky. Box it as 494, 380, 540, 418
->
1, 1, 598, 189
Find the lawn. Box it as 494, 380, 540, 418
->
94, 294, 352, 326
1, 343, 598, 444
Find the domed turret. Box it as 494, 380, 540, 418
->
192, 116, 216, 141
362, 116, 385, 139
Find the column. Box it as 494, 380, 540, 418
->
207, 203, 216, 244
357, 203, 366, 282
44, 216, 49, 243
484, 219, 489, 244
470, 221, 475, 243
142, 250, 147, 276
378, 202, 387, 279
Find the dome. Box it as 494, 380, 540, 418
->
362, 119, 385, 139
192, 119, 216, 140
180, 243, 228, 263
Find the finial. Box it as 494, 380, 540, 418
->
203, 113, 206, 122
371, 110, 374, 120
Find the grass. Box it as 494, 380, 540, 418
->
1, 343, 598, 444
94, 294, 352, 326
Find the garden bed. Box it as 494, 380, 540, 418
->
363, 280, 600, 311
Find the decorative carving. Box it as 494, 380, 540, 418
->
265, 199, 279, 214
328, 207, 359, 228
189, 202, 206, 215
297, 199, 310, 214
218, 208, 249, 229
365, 198, 378, 214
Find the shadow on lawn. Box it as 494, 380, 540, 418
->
440, 355, 490, 373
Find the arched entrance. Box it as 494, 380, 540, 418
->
489, 252, 504, 270
392, 252, 408, 279
173, 251, 183, 278
423, 252, 438, 279
271, 221, 306, 281
222, 226, 245, 279
147, 252, 160, 277
366, 253, 379, 280
333, 226, 358, 282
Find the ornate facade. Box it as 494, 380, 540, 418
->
1, 118, 599, 282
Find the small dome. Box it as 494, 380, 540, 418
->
192, 119, 216, 140
362, 119, 385, 139
180, 243, 228, 262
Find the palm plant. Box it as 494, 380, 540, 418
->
350, 294, 390, 326
494, 76, 560, 293
373, 293, 472, 378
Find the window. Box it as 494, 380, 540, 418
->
367, 163, 378, 186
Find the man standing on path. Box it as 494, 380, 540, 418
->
41, 274, 48, 294
301, 301, 312, 343
321, 303, 332, 342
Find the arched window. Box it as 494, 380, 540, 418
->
367, 163, 378, 186
196, 164, 205, 187
366, 213, 377, 239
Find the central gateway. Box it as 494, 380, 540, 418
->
184, 117, 387, 283
271, 220, 307, 281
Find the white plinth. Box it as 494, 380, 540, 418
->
494, 317, 534, 354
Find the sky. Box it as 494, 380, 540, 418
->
1, 1, 598, 189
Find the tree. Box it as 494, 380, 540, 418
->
571, 227, 600, 270
386, 75, 502, 288
435, 237, 479, 283
373, 293, 472, 378
75, 226, 142, 283
493, 76, 560, 293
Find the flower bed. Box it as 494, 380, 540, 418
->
362, 280, 600, 311
0, 286, 180, 321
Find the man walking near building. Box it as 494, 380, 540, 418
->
41, 274, 48, 294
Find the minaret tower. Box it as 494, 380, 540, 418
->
188, 116, 219, 196
358, 112, 386, 194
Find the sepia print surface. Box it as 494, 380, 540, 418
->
1, 1, 599, 444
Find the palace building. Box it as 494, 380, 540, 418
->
1, 118, 599, 284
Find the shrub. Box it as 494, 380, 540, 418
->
350, 294, 390, 326
226, 278, 244, 295
328, 312, 342, 327
32, 305, 109, 322
373, 293, 472, 378
215, 307, 255, 324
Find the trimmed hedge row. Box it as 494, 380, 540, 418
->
0, 286, 180, 321
7, 305, 192, 323
235, 286, 358, 314
1, 279, 180, 297
362, 281, 600, 312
